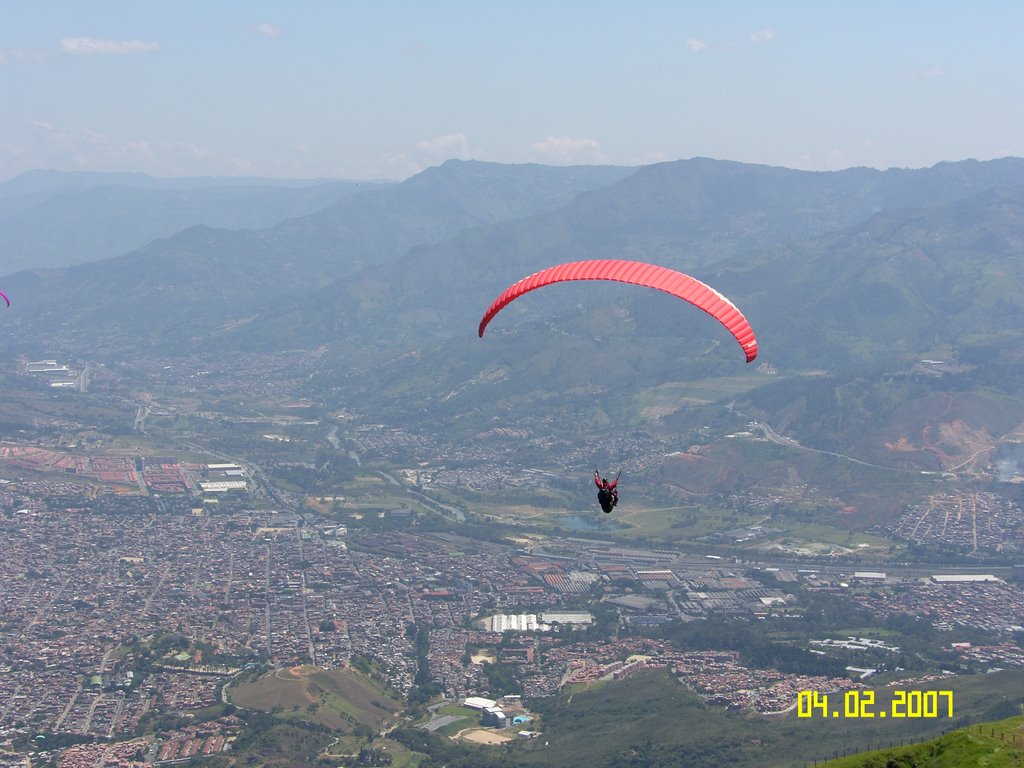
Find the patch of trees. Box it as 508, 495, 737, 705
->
481, 661, 522, 698
350, 746, 392, 766
801, 591, 875, 631
980, 697, 1024, 722
12, 732, 96, 752
390, 728, 514, 768
230, 712, 332, 762
651, 618, 847, 678
579, 601, 620, 643
408, 624, 443, 705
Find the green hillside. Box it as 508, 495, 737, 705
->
820, 716, 1024, 768
228, 665, 403, 732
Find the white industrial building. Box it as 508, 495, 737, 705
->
199, 480, 247, 493
207, 463, 245, 473
463, 696, 497, 710
27, 360, 69, 373
539, 611, 593, 625
486, 614, 540, 632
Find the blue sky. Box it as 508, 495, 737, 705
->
2, 1, 1021, 180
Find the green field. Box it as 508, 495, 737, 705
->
611, 502, 758, 540
436, 718, 479, 737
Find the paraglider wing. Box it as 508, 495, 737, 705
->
477, 259, 757, 362
0, 290, 9, 307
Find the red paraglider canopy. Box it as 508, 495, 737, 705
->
0, 290, 9, 307
478, 259, 757, 362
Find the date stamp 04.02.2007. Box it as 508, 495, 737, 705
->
797, 690, 953, 719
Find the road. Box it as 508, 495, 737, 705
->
751, 421, 941, 475
666, 551, 1014, 579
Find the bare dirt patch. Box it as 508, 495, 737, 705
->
277, 664, 318, 679
458, 728, 513, 745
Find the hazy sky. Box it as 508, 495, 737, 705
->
2, 1, 1021, 181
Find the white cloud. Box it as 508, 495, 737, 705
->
631, 150, 670, 166
225, 157, 256, 174
415, 132, 471, 160
787, 147, 859, 172
825, 148, 850, 169
374, 150, 424, 179
750, 28, 775, 43
257, 23, 281, 38
372, 133, 476, 179
528, 136, 607, 165
1, 140, 26, 158
35, 122, 148, 162
916, 67, 947, 79
60, 37, 159, 55
0, 48, 45, 65
28, 120, 229, 175
163, 141, 215, 161
686, 37, 706, 53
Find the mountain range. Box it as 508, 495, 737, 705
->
4, 156, 1024, 490
0, 170, 397, 274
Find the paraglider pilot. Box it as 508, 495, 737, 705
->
594, 469, 618, 514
